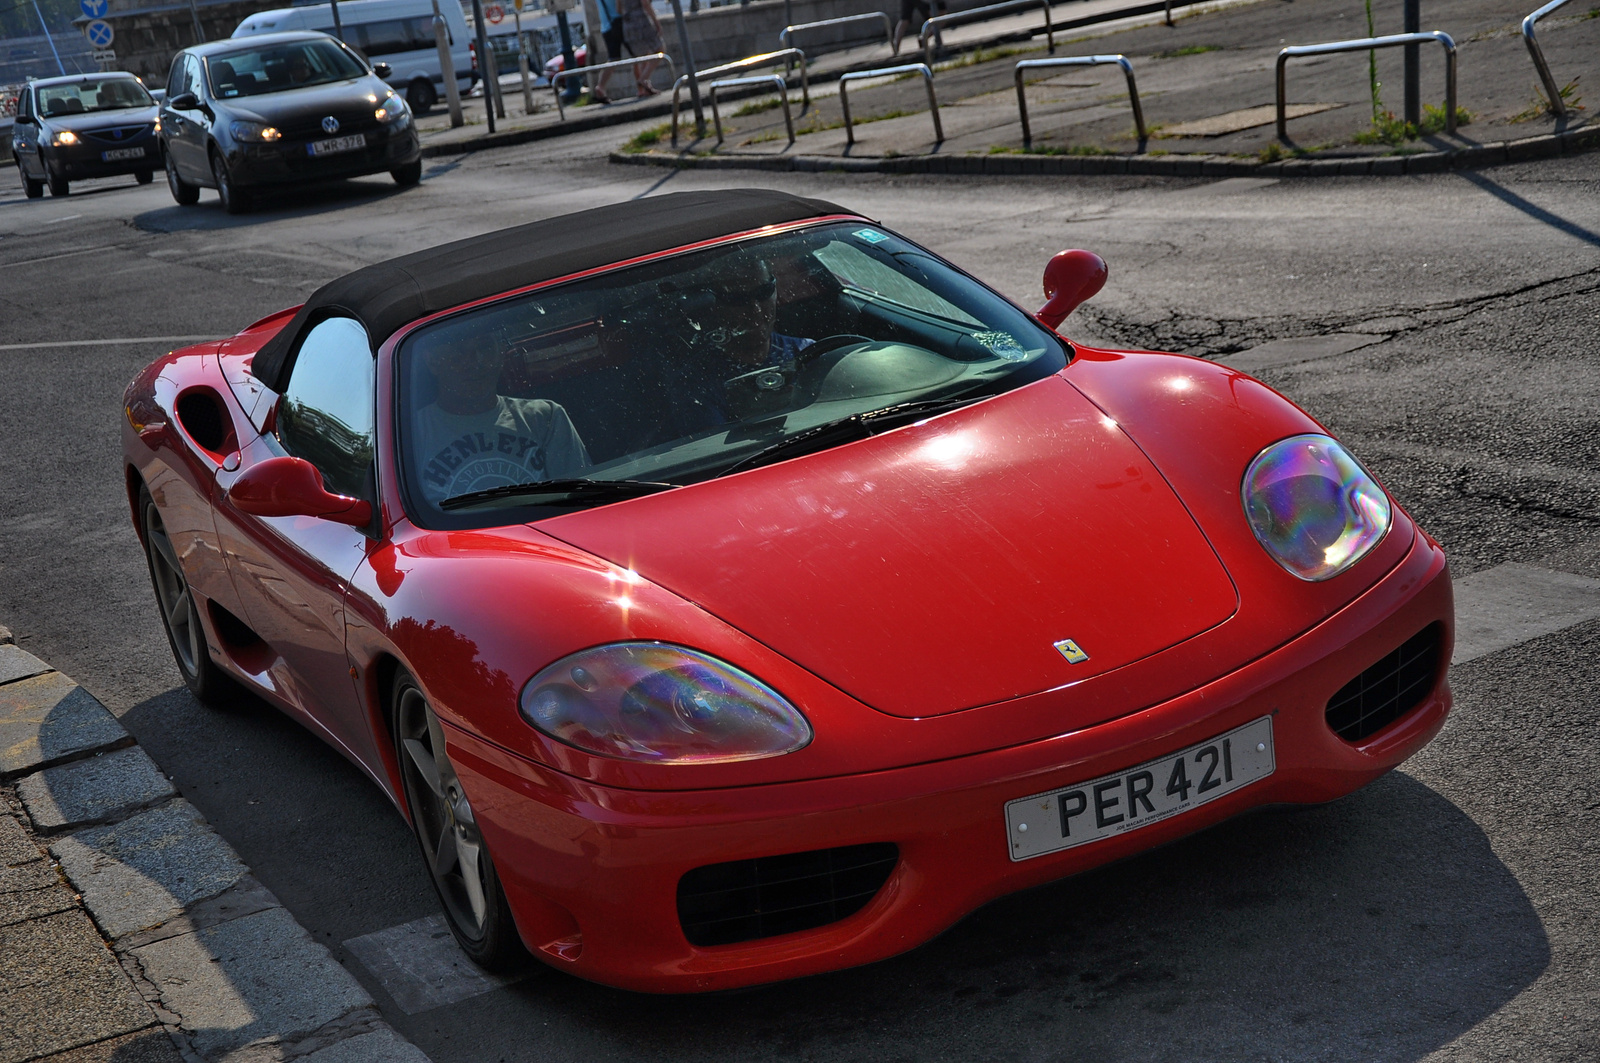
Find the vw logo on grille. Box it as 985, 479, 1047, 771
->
321, 116, 340, 134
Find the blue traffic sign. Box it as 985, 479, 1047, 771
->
79, 0, 108, 18
84, 18, 114, 48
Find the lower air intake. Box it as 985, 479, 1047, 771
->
677, 842, 898, 947
1326, 623, 1443, 742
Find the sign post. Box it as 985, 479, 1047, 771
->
512, 0, 534, 115
666, 0, 703, 138
1402, 0, 1420, 126
432, 0, 465, 125
470, 0, 496, 132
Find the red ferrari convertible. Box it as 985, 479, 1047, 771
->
122, 189, 1453, 993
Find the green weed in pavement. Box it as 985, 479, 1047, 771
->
1510, 77, 1584, 121
733, 97, 784, 117
1153, 44, 1222, 58
620, 123, 673, 153
988, 143, 1111, 156
1353, 104, 1473, 144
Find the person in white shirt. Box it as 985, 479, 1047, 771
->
410, 327, 591, 503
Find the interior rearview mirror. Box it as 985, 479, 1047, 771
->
226, 455, 372, 527
1037, 250, 1108, 331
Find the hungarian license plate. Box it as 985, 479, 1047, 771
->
1005, 716, 1276, 861
307, 134, 366, 157
102, 147, 146, 161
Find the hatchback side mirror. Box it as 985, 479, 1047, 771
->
13, 113, 34, 125
168, 91, 199, 110
227, 455, 372, 527
1037, 250, 1108, 331
372, 62, 392, 79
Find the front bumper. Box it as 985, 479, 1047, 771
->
448, 530, 1453, 993
49, 138, 159, 178
226, 124, 420, 187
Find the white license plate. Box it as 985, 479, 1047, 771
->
307, 134, 366, 156
102, 147, 147, 161
1005, 716, 1276, 861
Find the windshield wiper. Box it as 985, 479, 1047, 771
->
440, 478, 679, 510
716, 396, 988, 478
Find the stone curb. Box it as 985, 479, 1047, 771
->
610, 121, 1600, 178
0, 639, 430, 1063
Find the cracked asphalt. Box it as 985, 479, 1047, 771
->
0, 129, 1596, 1062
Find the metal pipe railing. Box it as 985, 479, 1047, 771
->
672, 48, 809, 145
838, 64, 943, 145
1522, 0, 1579, 118
551, 53, 674, 120
1276, 32, 1456, 141
919, 0, 1054, 69
1014, 55, 1144, 144
779, 12, 893, 53
709, 74, 794, 145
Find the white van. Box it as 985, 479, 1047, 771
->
234, 0, 473, 114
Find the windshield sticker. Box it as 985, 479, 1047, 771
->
853, 229, 889, 244
972, 330, 1029, 361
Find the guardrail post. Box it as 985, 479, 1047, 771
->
672, 48, 808, 146
839, 64, 941, 146
709, 75, 793, 145
1522, 0, 1577, 118
1277, 32, 1456, 142
1015, 56, 1143, 146
919, 0, 1052, 69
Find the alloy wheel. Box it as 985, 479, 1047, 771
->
143, 498, 202, 678
397, 685, 491, 938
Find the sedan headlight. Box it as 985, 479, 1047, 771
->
375, 94, 410, 126
52, 130, 79, 146
520, 643, 812, 764
1242, 434, 1391, 581
230, 120, 281, 142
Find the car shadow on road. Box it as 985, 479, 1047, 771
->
521, 771, 1547, 1061
130, 178, 420, 233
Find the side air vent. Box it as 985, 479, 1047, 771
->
1325, 623, 1443, 742
677, 842, 898, 947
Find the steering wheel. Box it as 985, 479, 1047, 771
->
800, 334, 873, 362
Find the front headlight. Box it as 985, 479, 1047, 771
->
52, 130, 79, 146
1242, 434, 1391, 581
520, 643, 812, 764
229, 119, 281, 142
375, 94, 410, 126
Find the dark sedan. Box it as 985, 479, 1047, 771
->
159, 30, 422, 214
11, 73, 160, 198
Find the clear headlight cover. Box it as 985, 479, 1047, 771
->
375, 95, 410, 125
230, 120, 281, 142
1242, 434, 1391, 581
519, 643, 812, 764
52, 130, 79, 146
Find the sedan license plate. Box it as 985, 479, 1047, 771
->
307, 134, 366, 157
102, 147, 147, 161
1006, 716, 1275, 861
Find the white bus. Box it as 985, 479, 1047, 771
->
235, 0, 473, 114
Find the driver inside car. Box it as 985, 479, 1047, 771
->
410, 321, 591, 503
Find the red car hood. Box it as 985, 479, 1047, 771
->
540, 375, 1238, 719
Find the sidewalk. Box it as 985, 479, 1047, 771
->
410, 0, 1250, 156
612, 0, 1599, 175
0, 625, 428, 1063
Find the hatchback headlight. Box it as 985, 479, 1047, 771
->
520, 643, 812, 764
1242, 434, 1391, 581
375, 94, 410, 126
230, 120, 281, 142
52, 130, 79, 146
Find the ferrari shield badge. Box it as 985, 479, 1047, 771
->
1053, 639, 1090, 664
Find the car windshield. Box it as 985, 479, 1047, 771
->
396, 222, 1070, 527
36, 78, 152, 116
207, 40, 367, 97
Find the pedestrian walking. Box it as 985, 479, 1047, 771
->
618, 0, 665, 96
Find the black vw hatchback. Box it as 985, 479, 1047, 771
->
11, 73, 160, 198
159, 30, 422, 214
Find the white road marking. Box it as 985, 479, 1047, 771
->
1451, 562, 1600, 664
0, 336, 216, 352
344, 915, 527, 1014
47, 214, 83, 223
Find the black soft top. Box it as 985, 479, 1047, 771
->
252, 189, 853, 392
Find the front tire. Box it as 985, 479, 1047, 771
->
211, 151, 251, 214
391, 159, 422, 187
47, 168, 68, 197
17, 155, 43, 198
406, 78, 436, 114
393, 673, 526, 972
165, 150, 200, 205
139, 486, 234, 707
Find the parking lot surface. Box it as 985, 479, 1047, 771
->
1, 126, 1597, 1061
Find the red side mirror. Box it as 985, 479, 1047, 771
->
1037, 250, 1108, 331
227, 455, 372, 527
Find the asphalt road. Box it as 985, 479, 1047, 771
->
1, 121, 1597, 1062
